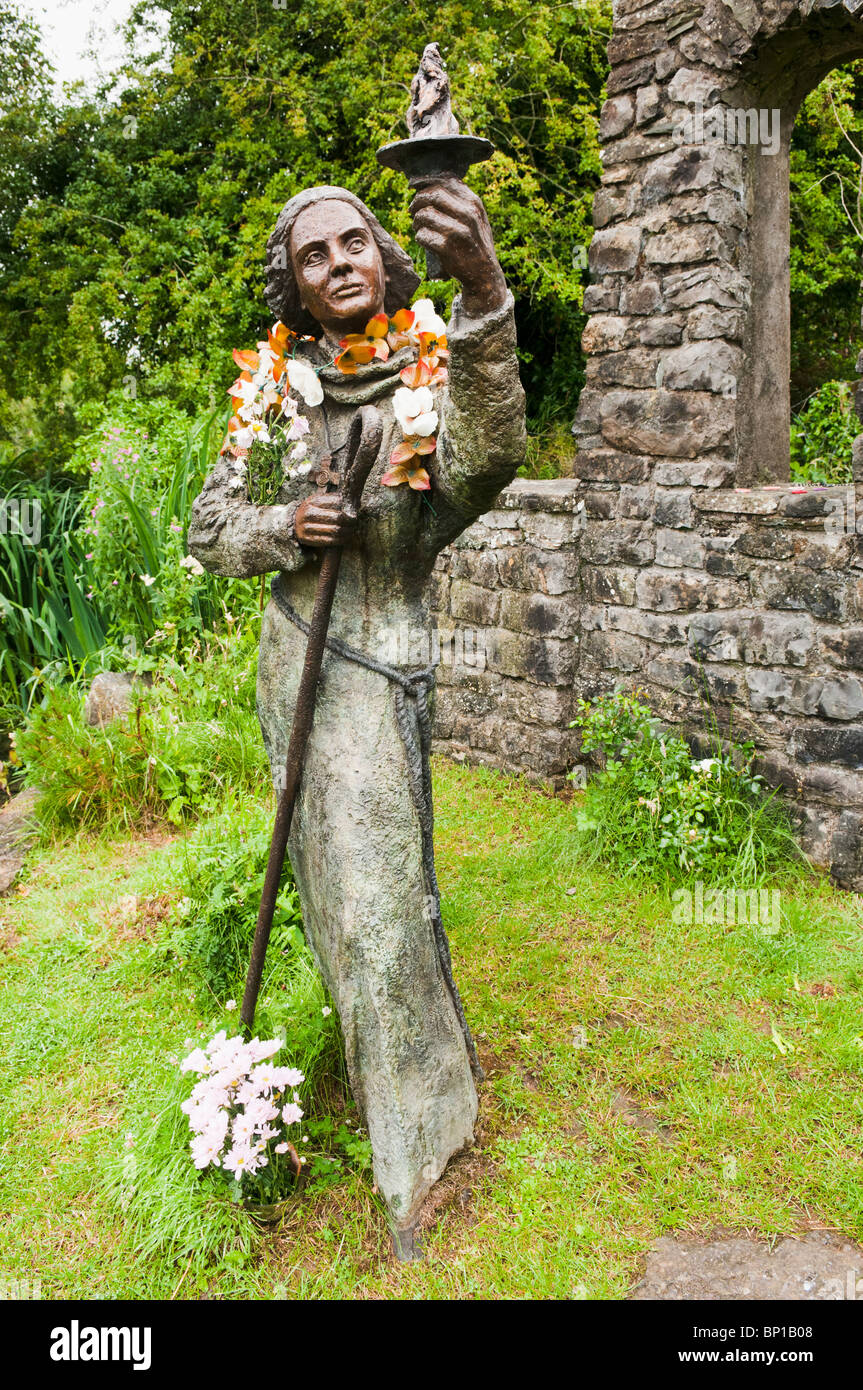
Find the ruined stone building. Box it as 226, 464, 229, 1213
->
431, 0, 863, 889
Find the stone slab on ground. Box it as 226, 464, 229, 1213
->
0, 787, 39, 893
630, 1232, 863, 1300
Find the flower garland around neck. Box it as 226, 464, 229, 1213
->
222, 297, 448, 495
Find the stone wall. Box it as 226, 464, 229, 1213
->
430, 478, 863, 890
432, 0, 863, 891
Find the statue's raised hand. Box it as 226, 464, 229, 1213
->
294, 493, 357, 548
409, 177, 507, 318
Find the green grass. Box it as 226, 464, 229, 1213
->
1, 761, 862, 1299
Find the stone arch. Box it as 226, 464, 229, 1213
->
573, 0, 863, 487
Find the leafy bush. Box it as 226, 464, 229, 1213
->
790, 380, 858, 484
0, 467, 106, 724
73, 400, 259, 659
16, 624, 267, 832
174, 820, 303, 1000
569, 688, 802, 886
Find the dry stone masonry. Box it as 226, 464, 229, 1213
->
430, 0, 863, 890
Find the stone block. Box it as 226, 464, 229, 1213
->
582, 315, 629, 354
599, 93, 635, 139
654, 489, 693, 528
450, 580, 500, 627
582, 283, 621, 314
688, 612, 743, 662
496, 546, 579, 596
818, 677, 863, 722
639, 315, 685, 346
599, 389, 735, 457
581, 628, 648, 674
486, 629, 577, 686
645, 225, 727, 265
619, 484, 653, 519
789, 727, 863, 771
499, 590, 578, 640
687, 305, 745, 341
589, 224, 643, 274
742, 613, 814, 668
582, 520, 655, 566
574, 448, 652, 483
655, 527, 706, 569
581, 566, 638, 606
659, 340, 743, 395
821, 627, 863, 671
620, 279, 663, 315
753, 569, 848, 624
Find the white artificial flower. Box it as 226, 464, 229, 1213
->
139, 573, 156, 587
289, 440, 309, 462
180, 554, 205, 576
225, 999, 237, 1012
231, 377, 259, 407
286, 359, 324, 407
410, 298, 447, 340
694, 758, 718, 775
393, 385, 438, 438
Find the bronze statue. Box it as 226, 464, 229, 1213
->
188, 46, 526, 1255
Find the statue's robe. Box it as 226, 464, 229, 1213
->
188, 290, 526, 1228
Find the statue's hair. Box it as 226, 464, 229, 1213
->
264, 185, 421, 337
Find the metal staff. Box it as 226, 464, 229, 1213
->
241, 404, 383, 1033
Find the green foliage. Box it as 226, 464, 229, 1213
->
16, 625, 267, 832
0, 467, 106, 722
72, 399, 258, 658
790, 379, 858, 484
569, 689, 801, 886
790, 62, 863, 406
0, 0, 612, 467
174, 818, 303, 1000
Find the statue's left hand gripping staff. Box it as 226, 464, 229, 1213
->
241, 404, 384, 1033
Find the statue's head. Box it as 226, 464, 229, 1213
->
265, 186, 420, 342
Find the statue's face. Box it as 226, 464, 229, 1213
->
290, 200, 386, 340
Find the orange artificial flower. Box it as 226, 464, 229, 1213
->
381, 435, 435, 489
334, 314, 392, 373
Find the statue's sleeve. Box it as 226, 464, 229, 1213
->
434, 287, 527, 518
187, 455, 310, 578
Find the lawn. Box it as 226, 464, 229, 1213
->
1, 760, 861, 1300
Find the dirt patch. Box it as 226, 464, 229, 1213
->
630, 1231, 863, 1300
610, 1087, 676, 1146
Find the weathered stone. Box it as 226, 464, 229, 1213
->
636, 568, 706, 612
667, 67, 725, 107
581, 566, 638, 607
733, 530, 795, 561
620, 278, 663, 315
688, 612, 742, 661
592, 187, 630, 229
619, 484, 653, 519
582, 283, 621, 314
642, 145, 729, 205
499, 591, 578, 640
653, 458, 736, 487
581, 628, 649, 673
450, 579, 500, 627
582, 520, 655, 566
753, 569, 848, 624
662, 265, 748, 310
584, 490, 618, 520
449, 548, 499, 588
574, 448, 652, 483
599, 93, 636, 139
818, 677, 863, 722
593, 347, 661, 389
635, 83, 662, 125
486, 629, 577, 686
599, 389, 735, 457
656, 527, 706, 569
821, 627, 863, 671
687, 304, 745, 341
645, 225, 728, 265
84, 672, 149, 728
743, 613, 815, 668
829, 811, 863, 891
659, 340, 743, 395
582, 315, 630, 354
496, 546, 579, 596
589, 224, 643, 274
790, 727, 863, 771
653, 489, 693, 528
639, 315, 686, 346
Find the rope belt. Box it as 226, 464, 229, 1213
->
270, 573, 483, 1081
